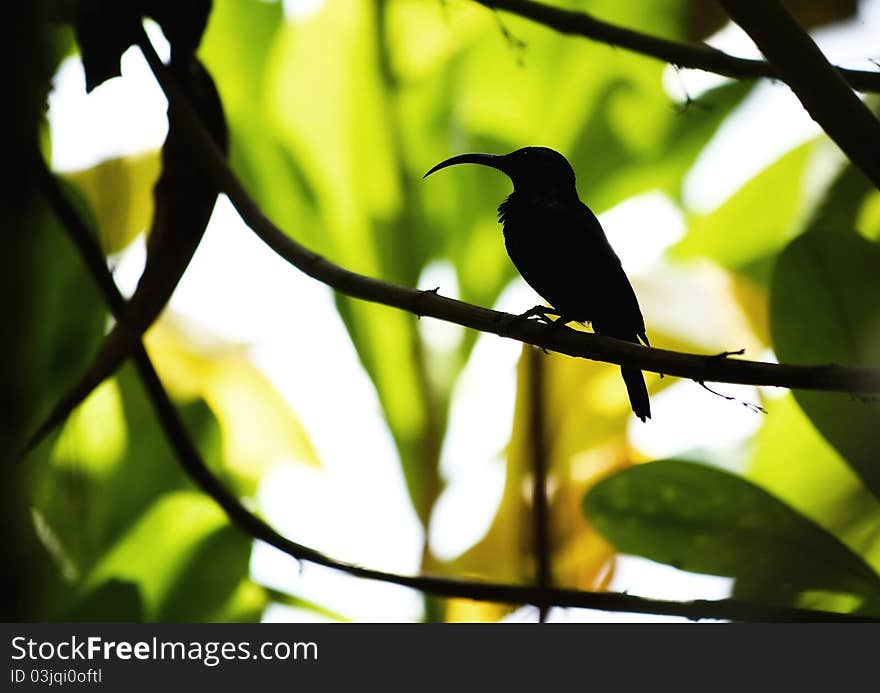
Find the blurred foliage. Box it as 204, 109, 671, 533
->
13, 0, 880, 622
65, 150, 161, 254
771, 227, 880, 500
673, 140, 815, 284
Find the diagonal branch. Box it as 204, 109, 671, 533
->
475, 0, 880, 93
133, 29, 880, 396
716, 0, 880, 189
38, 158, 879, 623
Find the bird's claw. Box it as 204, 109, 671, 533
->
496, 305, 559, 335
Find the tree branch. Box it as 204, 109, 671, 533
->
38, 137, 875, 625
475, 0, 880, 93
133, 30, 880, 396
717, 0, 880, 189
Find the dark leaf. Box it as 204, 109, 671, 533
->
583, 460, 880, 602
63, 579, 144, 622
770, 228, 880, 499
73, 1, 140, 92
158, 526, 254, 622
73, 0, 213, 91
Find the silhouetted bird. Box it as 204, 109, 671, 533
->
425, 146, 651, 421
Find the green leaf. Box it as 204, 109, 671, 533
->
673, 141, 814, 278
583, 460, 880, 602
82, 490, 231, 620
33, 366, 220, 575
265, 588, 351, 623
63, 579, 144, 622
770, 229, 880, 500
200, 0, 315, 236
158, 525, 256, 622
741, 394, 880, 611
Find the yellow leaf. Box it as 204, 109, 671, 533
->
444, 598, 510, 623
145, 319, 319, 490
445, 346, 641, 611
65, 150, 161, 255
442, 317, 724, 620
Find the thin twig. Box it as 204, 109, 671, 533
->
698, 381, 767, 414
474, 0, 880, 93
133, 30, 880, 396
492, 8, 527, 65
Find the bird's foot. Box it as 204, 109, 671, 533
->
495, 305, 558, 335
519, 305, 560, 324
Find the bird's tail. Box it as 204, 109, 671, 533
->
621, 366, 651, 422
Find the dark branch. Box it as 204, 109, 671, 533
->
475, 0, 880, 93
717, 0, 880, 189
133, 30, 880, 396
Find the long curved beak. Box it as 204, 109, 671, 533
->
423, 153, 507, 178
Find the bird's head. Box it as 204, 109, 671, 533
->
424, 146, 576, 195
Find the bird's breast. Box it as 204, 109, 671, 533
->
500, 205, 595, 320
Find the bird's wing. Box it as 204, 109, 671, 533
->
505, 199, 645, 338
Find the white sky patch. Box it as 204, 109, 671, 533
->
428, 462, 506, 563
416, 260, 464, 354
628, 378, 765, 461
283, 0, 325, 21
437, 281, 528, 481
428, 281, 529, 561
165, 195, 303, 342
682, 82, 821, 213
611, 555, 733, 602
252, 543, 424, 622
107, 234, 147, 300
599, 191, 686, 275
48, 23, 170, 172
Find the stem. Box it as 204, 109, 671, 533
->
528, 348, 552, 622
